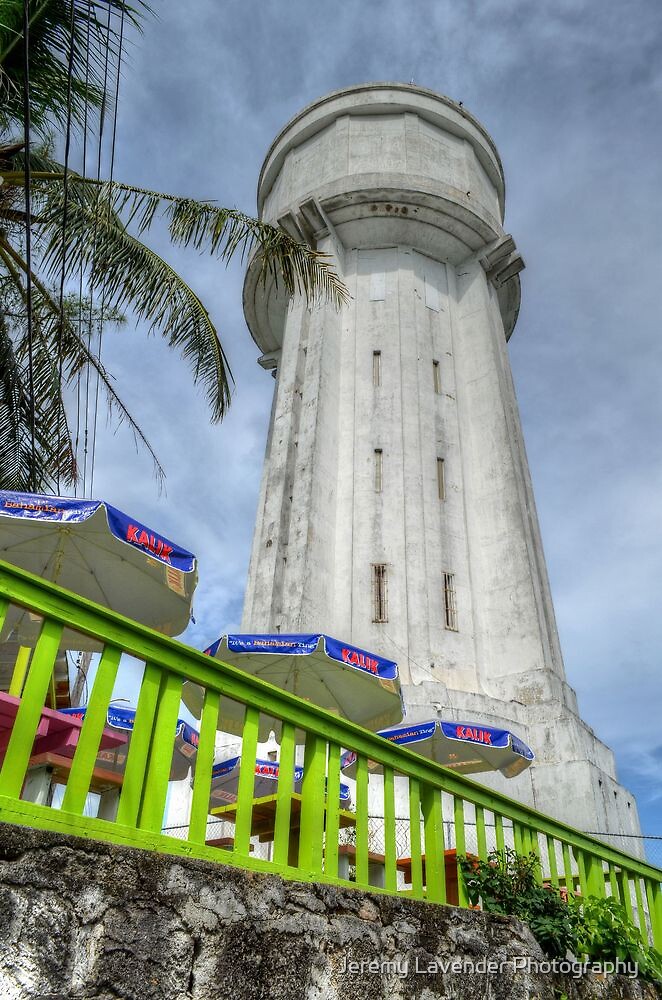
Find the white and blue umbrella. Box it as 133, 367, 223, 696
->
209, 753, 351, 808
61, 704, 199, 781
0, 489, 197, 650
341, 719, 534, 779
182, 632, 403, 737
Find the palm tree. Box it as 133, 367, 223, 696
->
0, 0, 347, 492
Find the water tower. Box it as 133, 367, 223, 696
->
241, 83, 641, 845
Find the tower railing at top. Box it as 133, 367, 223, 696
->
0, 557, 660, 948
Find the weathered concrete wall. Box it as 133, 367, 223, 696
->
0, 824, 658, 1000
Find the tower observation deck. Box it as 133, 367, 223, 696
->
241, 83, 641, 845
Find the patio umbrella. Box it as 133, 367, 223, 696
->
208, 753, 351, 808
181, 632, 403, 737
340, 719, 534, 779
0, 489, 197, 653
61, 704, 199, 781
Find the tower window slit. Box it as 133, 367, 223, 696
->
437, 458, 446, 500
374, 448, 383, 493
443, 572, 458, 631
372, 564, 388, 623
433, 360, 441, 394
373, 350, 382, 387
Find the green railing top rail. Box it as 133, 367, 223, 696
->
0, 556, 659, 883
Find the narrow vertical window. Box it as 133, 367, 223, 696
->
372, 564, 388, 623
443, 572, 458, 631
433, 360, 441, 394
373, 350, 382, 387
437, 458, 446, 500
374, 448, 383, 492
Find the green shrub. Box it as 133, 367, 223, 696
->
572, 895, 662, 983
459, 849, 662, 983
459, 849, 579, 958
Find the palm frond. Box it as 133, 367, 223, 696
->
0, 0, 148, 138
109, 181, 350, 309
0, 322, 58, 491
0, 234, 165, 484
2, 167, 348, 423
0, 272, 75, 490
34, 177, 232, 421
5, 169, 350, 309
0, 149, 349, 490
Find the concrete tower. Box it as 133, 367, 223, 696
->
241, 83, 641, 844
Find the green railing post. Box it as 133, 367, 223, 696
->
298, 733, 327, 875
115, 662, 161, 828
475, 805, 488, 863
421, 784, 445, 904
634, 877, 647, 934
575, 848, 590, 898
647, 881, 662, 950
61, 644, 123, 815
354, 755, 369, 887
609, 864, 621, 902
644, 880, 656, 946
233, 705, 260, 858
617, 869, 634, 923
454, 796, 469, 907
8, 646, 31, 698
188, 688, 220, 845
383, 765, 397, 892
408, 777, 424, 898
520, 824, 531, 855
323, 742, 341, 879
0, 618, 63, 799
546, 835, 559, 888
273, 722, 297, 868
529, 829, 543, 884
513, 820, 524, 856
586, 854, 606, 899
139, 671, 184, 833
495, 813, 505, 854
562, 842, 575, 896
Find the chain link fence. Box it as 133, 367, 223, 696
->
586, 833, 662, 869
163, 815, 662, 868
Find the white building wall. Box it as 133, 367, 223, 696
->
240, 84, 642, 848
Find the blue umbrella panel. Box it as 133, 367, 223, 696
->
182, 633, 403, 738
341, 719, 534, 779
61, 705, 199, 781
209, 754, 352, 809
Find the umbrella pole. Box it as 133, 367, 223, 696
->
8, 646, 31, 697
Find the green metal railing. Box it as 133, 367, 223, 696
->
0, 558, 661, 947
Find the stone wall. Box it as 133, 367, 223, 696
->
0, 824, 658, 1000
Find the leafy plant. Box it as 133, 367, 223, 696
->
460, 849, 662, 983
572, 895, 662, 984
459, 849, 580, 958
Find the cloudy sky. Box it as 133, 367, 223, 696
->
82, 1, 662, 839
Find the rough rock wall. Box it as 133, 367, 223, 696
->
0, 823, 658, 1000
